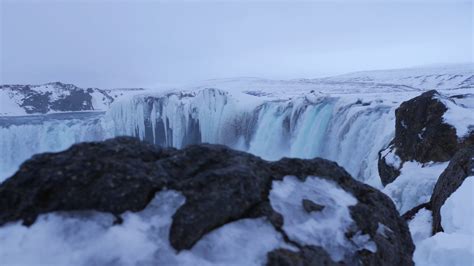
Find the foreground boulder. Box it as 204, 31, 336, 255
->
378, 90, 473, 186
0, 137, 414, 265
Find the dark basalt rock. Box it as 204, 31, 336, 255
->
302, 199, 325, 213
393, 90, 458, 163
0, 137, 172, 226
430, 146, 474, 234
267, 246, 344, 266
378, 90, 472, 186
378, 145, 402, 186
0, 137, 414, 266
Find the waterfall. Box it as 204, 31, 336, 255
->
0, 89, 395, 187
0, 112, 105, 179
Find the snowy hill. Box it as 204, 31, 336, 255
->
0, 82, 144, 116
322, 64, 474, 91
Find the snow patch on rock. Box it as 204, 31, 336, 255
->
408, 208, 433, 244
437, 96, 474, 138
269, 175, 376, 262
382, 161, 449, 214
0, 190, 292, 266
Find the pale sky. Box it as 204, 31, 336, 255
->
1, 0, 472, 88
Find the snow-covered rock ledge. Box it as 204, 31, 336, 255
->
0, 137, 414, 265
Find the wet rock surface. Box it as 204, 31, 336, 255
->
0, 137, 414, 265
430, 146, 474, 234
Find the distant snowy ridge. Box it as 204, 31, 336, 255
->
0, 82, 144, 116
324, 63, 474, 91
1, 64, 472, 116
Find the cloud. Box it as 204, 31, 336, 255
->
1, 0, 472, 88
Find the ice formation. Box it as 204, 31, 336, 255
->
0, 88, 396, 188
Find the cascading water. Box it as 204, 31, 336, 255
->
0, 112, 106, 179
0, 88, 395, 187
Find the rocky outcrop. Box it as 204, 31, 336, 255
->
378, 90, 473, 186
0, 137, 414, 265
430, 146, 474, 234
267, 246, 344, 266
393, 90, 458, 163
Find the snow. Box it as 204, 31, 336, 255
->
414, 232, 474, 266
436, 96, 474, 138
0, 190, 291, 266
329, 63, 474, 91
383, 161, 449, 214
269, 175, 376, 262
408, 208, 433, 244
440, 176, 474, 234
413, 177, 474, 266
380, 146, 402, 169
0, 90, 26, 116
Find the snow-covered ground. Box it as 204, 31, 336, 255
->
412, 177, 474, 266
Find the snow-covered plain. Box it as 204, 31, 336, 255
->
0, 64, 473, 265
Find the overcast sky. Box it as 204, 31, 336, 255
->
1, 0, 472, 88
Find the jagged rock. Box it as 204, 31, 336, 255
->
302, 199, 325, 213
378, 90, 472, 185
430, 146, 474, 234
401, 202, 431, 221
267, 246, 344, 266
394, 90, 458, 163
0, 137, 414, 265
378, 145, 402, 186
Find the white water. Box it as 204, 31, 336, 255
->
0, 113, 107, 179
0, 89, 395, 187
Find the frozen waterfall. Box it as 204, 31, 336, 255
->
0, 89, 395, 187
